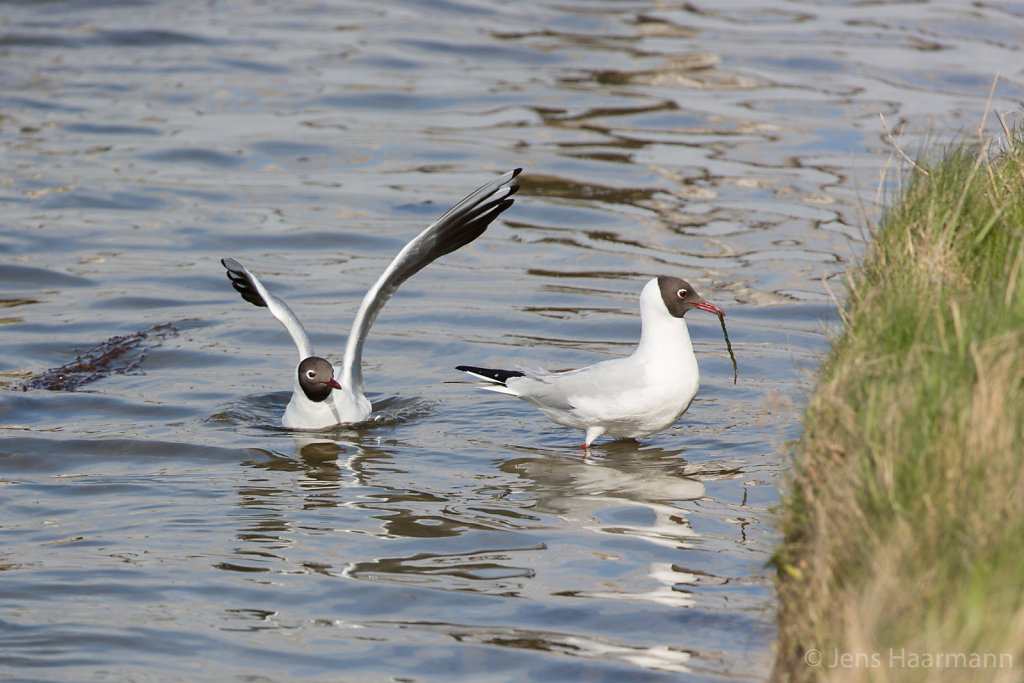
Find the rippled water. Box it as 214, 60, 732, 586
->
2, 1, 1022, 679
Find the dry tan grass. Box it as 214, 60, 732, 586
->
773, 123, 1024, 681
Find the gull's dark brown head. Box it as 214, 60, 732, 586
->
657, 276, 725, 318
297, 356, 342, 402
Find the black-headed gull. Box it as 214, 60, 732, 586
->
223, 168, 521, 429
456, 276, 725, 448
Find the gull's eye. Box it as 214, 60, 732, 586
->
306, 370, 317, 379
677, 288, 688, 299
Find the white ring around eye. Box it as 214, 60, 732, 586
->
306, 370, 316, 379
677, 289, 687, 298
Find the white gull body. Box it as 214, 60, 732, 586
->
457, 276, 724, 447
223, 168, 521, 429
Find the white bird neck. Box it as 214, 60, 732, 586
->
633, 278, 696, 361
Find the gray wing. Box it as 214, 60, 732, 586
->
510, 359, 638, 413
339, 169, 521, 392
222, 257, 315, 362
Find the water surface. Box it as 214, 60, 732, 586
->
2, 0, 1022, 679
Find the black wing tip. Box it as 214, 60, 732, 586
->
503, 168, 522, 195
221, 256, 246, 282
221, 256, 268, 308
432, 192, 517, 259
456, 365, 525, 386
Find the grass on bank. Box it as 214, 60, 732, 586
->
774, 123, 1024, 682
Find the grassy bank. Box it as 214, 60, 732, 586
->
774, 124, 1024, 682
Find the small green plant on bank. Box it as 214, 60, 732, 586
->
774, 121, 1024, 682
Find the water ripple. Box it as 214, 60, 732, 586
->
0, 0, 1020, 679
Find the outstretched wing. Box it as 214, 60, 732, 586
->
222, 257, 314, 362
339, 168, 521, 392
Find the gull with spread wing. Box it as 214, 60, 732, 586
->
223, 168, 520, 429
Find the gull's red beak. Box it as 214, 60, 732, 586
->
692, 299, 725, 317
326, 378, 342, 390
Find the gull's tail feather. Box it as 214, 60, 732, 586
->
455, 365, 525, 386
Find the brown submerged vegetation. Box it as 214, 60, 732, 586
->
21, 323, 177, 392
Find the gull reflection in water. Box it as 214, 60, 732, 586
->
500, 440, 705, 610
239, 436, 707, 674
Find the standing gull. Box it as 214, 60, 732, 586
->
223, 168, 521, 429
456, 276, 726, 448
